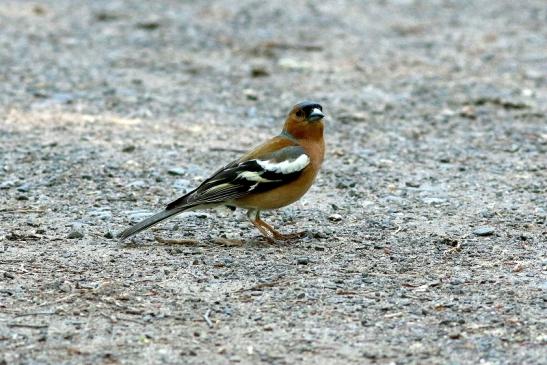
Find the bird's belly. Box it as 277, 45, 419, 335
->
234, 168, 317, 210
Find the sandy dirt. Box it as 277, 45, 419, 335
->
1, 1, 546, 364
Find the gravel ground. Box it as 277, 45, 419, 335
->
1, 1, 546, 364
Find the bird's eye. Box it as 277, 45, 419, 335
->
296, 110, 304, 118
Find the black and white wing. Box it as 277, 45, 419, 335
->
166, 146, 310, 210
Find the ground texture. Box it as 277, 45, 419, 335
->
1, 1, 546, 364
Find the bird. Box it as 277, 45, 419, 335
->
118, 101, 326, 243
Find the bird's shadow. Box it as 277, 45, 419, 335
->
120, 234, 296, 249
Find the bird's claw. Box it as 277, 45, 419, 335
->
272, 230, 307, 241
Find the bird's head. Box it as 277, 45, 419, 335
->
283, 101, 325, 140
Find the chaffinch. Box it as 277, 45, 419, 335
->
118, 101, 326, 243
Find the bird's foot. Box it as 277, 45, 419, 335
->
154, 235, 199, 245
271, 230, 307, 241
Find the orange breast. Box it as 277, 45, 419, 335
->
235, 138, 325, 210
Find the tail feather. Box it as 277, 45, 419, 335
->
118, 206, 190, 241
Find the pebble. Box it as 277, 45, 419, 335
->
250, 66, 269, 77
0, 180, 18, 189
122, 145, 136, 153
127, 180, 146, 188
405, 181, 421, 188
67, 230, 84, 239
243, 88, 258, 100
480, 209, 495, 218
58, 280, 73, 293
328, 213, 343, 222
460, 105, 476, 119
383, 195, 406, 206
136, 21, 161, 30
89, 208, 112, 220
168, 167, 186, 176
104, 231, 114, 239
278, 58, 313, 70
473, 226, 495, 236
422, 197, 447, 205
17, 183, 31, 192
297, 257, 310, 265
311, 230, 327, 239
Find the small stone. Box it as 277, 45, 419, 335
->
460, 105, 476, 119
278, 58, 313, 70
136, 21, 160, 30
104, 231, 114, 239
128, 180, 146, 188
328, 214, 343, 222
448, 330, 462, 339
89, 208, 112, 220
405, 181, 420, 188
67, 230, 84, 239
0, 180, 18, 189
243, 89, 258, 100
17, 183, 31, 192
362, 351, 379, 359
168, 167, 186, 176
480, 209, 495, 218
33, 4, 46, 15
297, 257, 310, 265
440, 108, 456, 117
58, 280, 72, 293
95, 11, 119, 22
250, 66, 269, 77
311, 230, 327, 239
422, 197, 447, 205
122, 145, 136, 153
473, 226, 495, 236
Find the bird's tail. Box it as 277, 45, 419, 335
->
117, 206, 193, 241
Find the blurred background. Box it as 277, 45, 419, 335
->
1, 1, 546, 364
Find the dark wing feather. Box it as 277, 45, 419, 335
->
166, 146, 308, 210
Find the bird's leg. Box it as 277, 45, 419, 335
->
258, 218, 306, 240
247, 209, 275, 243
250, 220, 276, 244
253, 211, 306, 241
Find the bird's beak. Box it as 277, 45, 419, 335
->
307, 108, 325, 122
